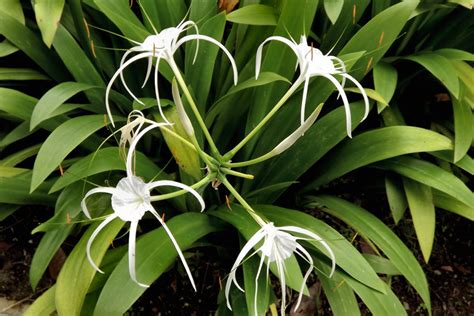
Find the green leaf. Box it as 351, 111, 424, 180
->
363, 254, 401, 275
340, 0, 419, 79
0, 10, 68, 80
24, 285, 56, 316
33, 0, 65, 47
435, 48, 474, 61
319, 270, 360, 316
0, 0, 24, 58
324, 0, 344, 24
0, 68, 49, 81
50, 147, 162, 193
345, 87, 388, 105
0, 204, 19, 221
452, 87, 473, 162
309, 195, 431, 312
93, 213, 222, 315
94, 0, 148, 42
226, 4, 278, 26
0, 173, 56, 205
385, 175, 407, 224
403, 178, 435, 263
373, 156, 474, 208
56, 218, 124, 316
31, 115, 118, 192
0, 88, 36, 120
0, 166, 29, 177
404, 52, 460, 98
433, 190, 474, 221
30, 82, 97, 130
304, 126, 453, 190
373, 61, 397, 113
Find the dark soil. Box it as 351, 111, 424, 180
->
1, 202, 472, 315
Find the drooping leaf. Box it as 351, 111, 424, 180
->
403, 178, 435, 263
33, 0, 65, 47
23, 285, 56, 316
373, 61, 397, 113
0, 68, 49, 81
452, 86, 473, 162
324, 0, 344, 24
226, 4, 278, 26
385, 175, 407, 224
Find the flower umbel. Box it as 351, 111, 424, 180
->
105, 19, 238, 126
256, 35, 369, 138
225, 222, 336, 316
81, 122, 205, 288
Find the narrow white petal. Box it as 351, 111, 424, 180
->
149, 207, 197, 291
126, 124, 163, 177
176, 34, 239, 85
280, 226, 336, 277
105, 52, 153, 127
86, 214, 117, 274
343, 73, 370, 121
300, 76, 310, 126
319, 73, 352, 138
255, 36, 303, 79
128, 220, 149, 287
81, 187, 117, 219
178, 21, 200, 64
119, 50, 144, 105
146, 180, 205, 212
293, 244, 314, 311
254, 253, 266, 316
172, 78, 194, 136
153, 54, 171, 124
275, 252, 287, 316
329, 56, 346, 99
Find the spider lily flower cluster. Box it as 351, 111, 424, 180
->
82, 18, 370, 311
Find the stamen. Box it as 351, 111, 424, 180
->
59, 164, 64, 176
365, 57, 373, 74
90, 40, 97, 58
83, 17, 91, 39
225, 195, 232, 210
378, 31, 385, 48
352, 4, 357, 24
66, 213, 71, 225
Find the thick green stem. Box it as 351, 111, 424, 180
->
150, 175, 212, 202
169, 59, 221, 158
221, 167, 254, 180
220, 176, 267, 227
223, 151, 275, 168
223, 79, 302, 160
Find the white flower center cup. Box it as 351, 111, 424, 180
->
111, 176, 150, 222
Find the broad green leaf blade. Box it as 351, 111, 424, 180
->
0, 88, 36, 120
0, 173, 56, 205
0, 144, 41, 167
345, 87, 388, 105
340, 0, 419, 79
0, 166, 28, 177
324, 0, 344, 24
94, 0, 148, 42
24, 285, 56, 316
31, 115, 117, 192
30, 82, 96, 130
403, 178, 435, 263
0, 204, 19, 221
435, 48, 474, 61
55, 218, 124, 316
50, 147, 161, 193
226, 4, 278, 26
373, 61, 397, 113
304, 126, 453, 190
433, 190, 474, 221
404, 53, 460, 98
309, 195, 431, 312
0, 11, 68, 80
30, 226, 73, 290
94, 213, 222, 315
0, 0, 24, 59
140, 0, 187, 30
373, 156, 474, 208
363, 254, 401, 275
33, 0, 65, 47
452, 87, 473, 162
0, 68, 49, 81
319, 270, 360, 316
385, 175, 407, 224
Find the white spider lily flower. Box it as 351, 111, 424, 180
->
81, 123, 205, 288
256, 35, 369, 138
105, 19, 238, 126
225, 222, 335, 316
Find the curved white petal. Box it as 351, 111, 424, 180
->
329, 56, 346, 99
86, 214, 118, 274
255, 36, 302, 79
141, 56, 153, 89
128, 220, 149, 287
153, 53, 171, 124
148, 207, 197, 291
293, 244, 314, 311
280, 226, 336, 277
81, 187, 118, 219
126, 123, 163, 177
105, 52, 153, 127
119, 50, 144, 105
300, 75, 311, 126
172, 79, 194, 136
342, 73, 370, 122
176, 34, 238, 85
254, 253, 266, 316
178, 21, 200, 64
146, 180, 205, 212
274, 251, 287, 316
319, 73, 352, 138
